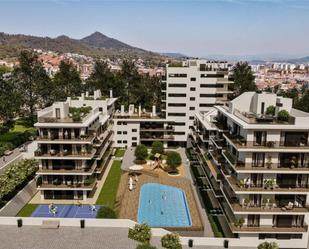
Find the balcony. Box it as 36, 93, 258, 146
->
140, 135, 174, 141
39, 180, 96, 190
37, 133, 95, 144
34, 149, 96, 159
230, 223, 308, 233
233, 109, 295, 125
140, 126, 174, 132
226, 176, 309, 193
230, 202, 309, 214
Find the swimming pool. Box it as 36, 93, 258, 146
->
137, 183, 192, 227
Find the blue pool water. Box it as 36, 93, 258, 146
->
31, 204, 101, 218
137, 183, 192, 227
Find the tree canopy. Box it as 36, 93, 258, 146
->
12, 50, 52, 125
135, 144, 148, 161
53, 60, 82, 101
231, 62, 256, 98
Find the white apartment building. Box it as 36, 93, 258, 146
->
112, 104, 175, 148
192, 92, 309, 248
34, 90, 116, 201
114, 59, 233, 148
163, 59, 233, 144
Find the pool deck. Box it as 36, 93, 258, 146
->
115, 168, 204, 232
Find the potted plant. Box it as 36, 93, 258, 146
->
239, 179, 245, 188
238, 218, 245, 228
244, 197, 250, 209
128, 224, 152, 244
266, 156, 272, 169
290, 156, 297, 169
161, 233, 182, 249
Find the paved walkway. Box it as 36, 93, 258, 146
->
0, 141, 37, 173
121, 147, 135, 170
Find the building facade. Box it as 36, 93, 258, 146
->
34, 90, 116, 200
192, 92, 309, 248
114, 59, 233, 147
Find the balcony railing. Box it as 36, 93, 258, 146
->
230, 223, 308, 233
34, 149, 96, 158
226, 176, 309, 193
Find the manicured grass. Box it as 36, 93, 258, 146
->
17, 204, 38, 217
114, 148, 126, 157
96, 160, 122, 208
0, 120, 36, 156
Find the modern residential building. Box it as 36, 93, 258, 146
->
114, 59, 233, 148
34, 90, 116, 200
112, 104, 175, 148
192, 92, 309, 248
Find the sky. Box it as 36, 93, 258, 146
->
0, 0, 309, 59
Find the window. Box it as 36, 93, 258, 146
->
189, 107, 195, 110
168, 73, 187, 78
132, 137, 137, 140
168, 103, 186, 107
174, 132, 185, 135
199, 103, 214, 107
117, 140, 122, 144
117, 131, 122, 134
123, 140, 127, 144
200, 74, 224, 78
168, 113, 186, 116
190, 97, 195, 101
190, 87, 196, 91
99, 107, 103, 111
123, 131, 127, 135
189, 116, 194, 120
55, 108, 60, 119
174, 122, 186, 126
190, 77, 196, 81
168, 83, 187, 87
168, 93, 186, 97
132, 129, 137, 132
132, 142, 137, 147
200, 84, 224, 88
200, 93, 223, 98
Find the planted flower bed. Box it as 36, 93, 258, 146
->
0, 159, 38, 208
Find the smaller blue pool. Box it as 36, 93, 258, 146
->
137, 183, 192, 227
31, 204, 101, 218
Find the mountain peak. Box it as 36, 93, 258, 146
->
80, 31, 134, 50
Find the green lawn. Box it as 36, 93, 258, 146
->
114, 148, 125, 157
96, 160, 122, 208
0, 120, 36, 156
17, 204, 38, 217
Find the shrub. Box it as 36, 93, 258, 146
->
166, 151, 182, 171
257, 242, 279, 249
265, 105, 275, 115
96, 206, 117, 219
0, 159, 38, 201
128, 224, 152, 243
136, 244, 157, 249
151, 141, 164, 155
135, 145, 148, 162
161, 233, 182, 249
277, 110, 289, 122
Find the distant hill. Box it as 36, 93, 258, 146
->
286, 56, 309, 64
81, 31, 134, 50
0, 32, 165, 60
160, 52, 188, 59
